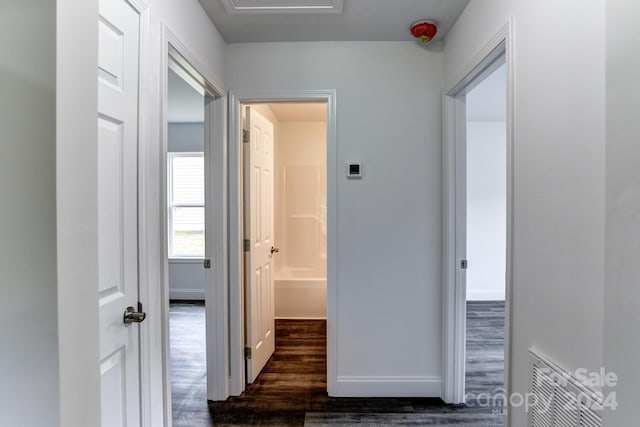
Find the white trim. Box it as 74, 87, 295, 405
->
274, 316, 328, 320
441, 19, 515, 419
204, 81, 230, 403
169, 290, 206, 300
335, 376, 442, 397
57, 0, 101, 424
168, 258, 205, 264
131, 2, 156, 426
159, 26, 228, 423
228, 90, 337, 397
466, 290, 506, 301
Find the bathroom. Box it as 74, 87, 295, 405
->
247, 103, 327, 320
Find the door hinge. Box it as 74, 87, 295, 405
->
461, 259, 468, 269
244, 347, 252, 359
243, 129, 250, 143
203, 259, 211, 269
243, 239, 250, 252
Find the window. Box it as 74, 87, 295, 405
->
168, 153, 204, 258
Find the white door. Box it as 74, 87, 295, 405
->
97, 0, 143, 424
244, 107, 276, 383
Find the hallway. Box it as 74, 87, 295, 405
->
170, 302, 504, 426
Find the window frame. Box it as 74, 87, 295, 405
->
167, 151, 205, 259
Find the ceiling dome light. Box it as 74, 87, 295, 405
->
410, 20, 438, 43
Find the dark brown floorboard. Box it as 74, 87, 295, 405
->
170, 302, 505, 426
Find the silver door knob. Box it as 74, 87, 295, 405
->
124, 306, 146, 326
270, 246, 280, 255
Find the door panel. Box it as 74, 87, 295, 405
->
98, 0, 142, 424
244, 107, 276, 383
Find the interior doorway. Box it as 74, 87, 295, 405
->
241, 102, 328, 386
159, 34, 228, 421
442, 22, 514, 410
166, 61, 207, 423
463, 62, 507, 407
227, 90, 337, 397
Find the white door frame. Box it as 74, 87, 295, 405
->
228, 90, 337, 396
158, 25, 228, 419
441, 19, 515, 418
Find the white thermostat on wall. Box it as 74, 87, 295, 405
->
347, 163, 362, 179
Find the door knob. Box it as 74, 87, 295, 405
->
270, 246, 280, 255
124, 306, 146, 326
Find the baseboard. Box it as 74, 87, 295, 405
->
332, 376, 442, 397
275, 316, 327, 320
169, 289, 205, 300
466, 290, 505, 301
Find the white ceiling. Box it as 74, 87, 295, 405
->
466, 63, 506, 122
168, 68, 204, 123
199, 0, 470, 43
267, 103, 327, 121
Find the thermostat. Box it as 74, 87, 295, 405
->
347, 163, 362, 179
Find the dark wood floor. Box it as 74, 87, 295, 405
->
170, 301, 504, 426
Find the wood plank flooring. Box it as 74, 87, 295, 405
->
170, 301, 505, 426
170, 302, 208, 426
465, 301, 505, 407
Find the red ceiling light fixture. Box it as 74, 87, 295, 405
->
409, 20, 438, 43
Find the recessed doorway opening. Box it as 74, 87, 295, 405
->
227, 89, 337, 399
159, 32, 227, 423
442, 22, 514, 417
463, 61, 507, 407
166, 62, 207, 424
241, 102, 328, 387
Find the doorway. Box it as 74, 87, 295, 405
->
463, 62, 507, 407
241, 102, 328, 385
166, 61, 207, 423
228, 90, 337, 396
159, 30, 228, 422
442, 21, 514, 410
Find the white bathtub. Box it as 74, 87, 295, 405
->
274, 269, 326, 319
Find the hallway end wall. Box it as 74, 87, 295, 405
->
226, 41, 444, 396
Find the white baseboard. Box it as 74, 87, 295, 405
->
169, 289, 205, 300
466, 289, 505, 301
332, 376, 442, 397
275, 316, 327, 320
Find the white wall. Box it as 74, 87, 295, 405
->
445, 1, 605, 424
604, 0, 640, 424
168, 123, 206, 300
0, 1, 58, 425
168, 260, 206, 300
226, 42, 443, 396
57, 0, 226, 425
168, 122, 204, 152
466, 121, 506, 301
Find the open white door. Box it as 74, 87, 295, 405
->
244, 107, 276, 384
97, 0, 144, 424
